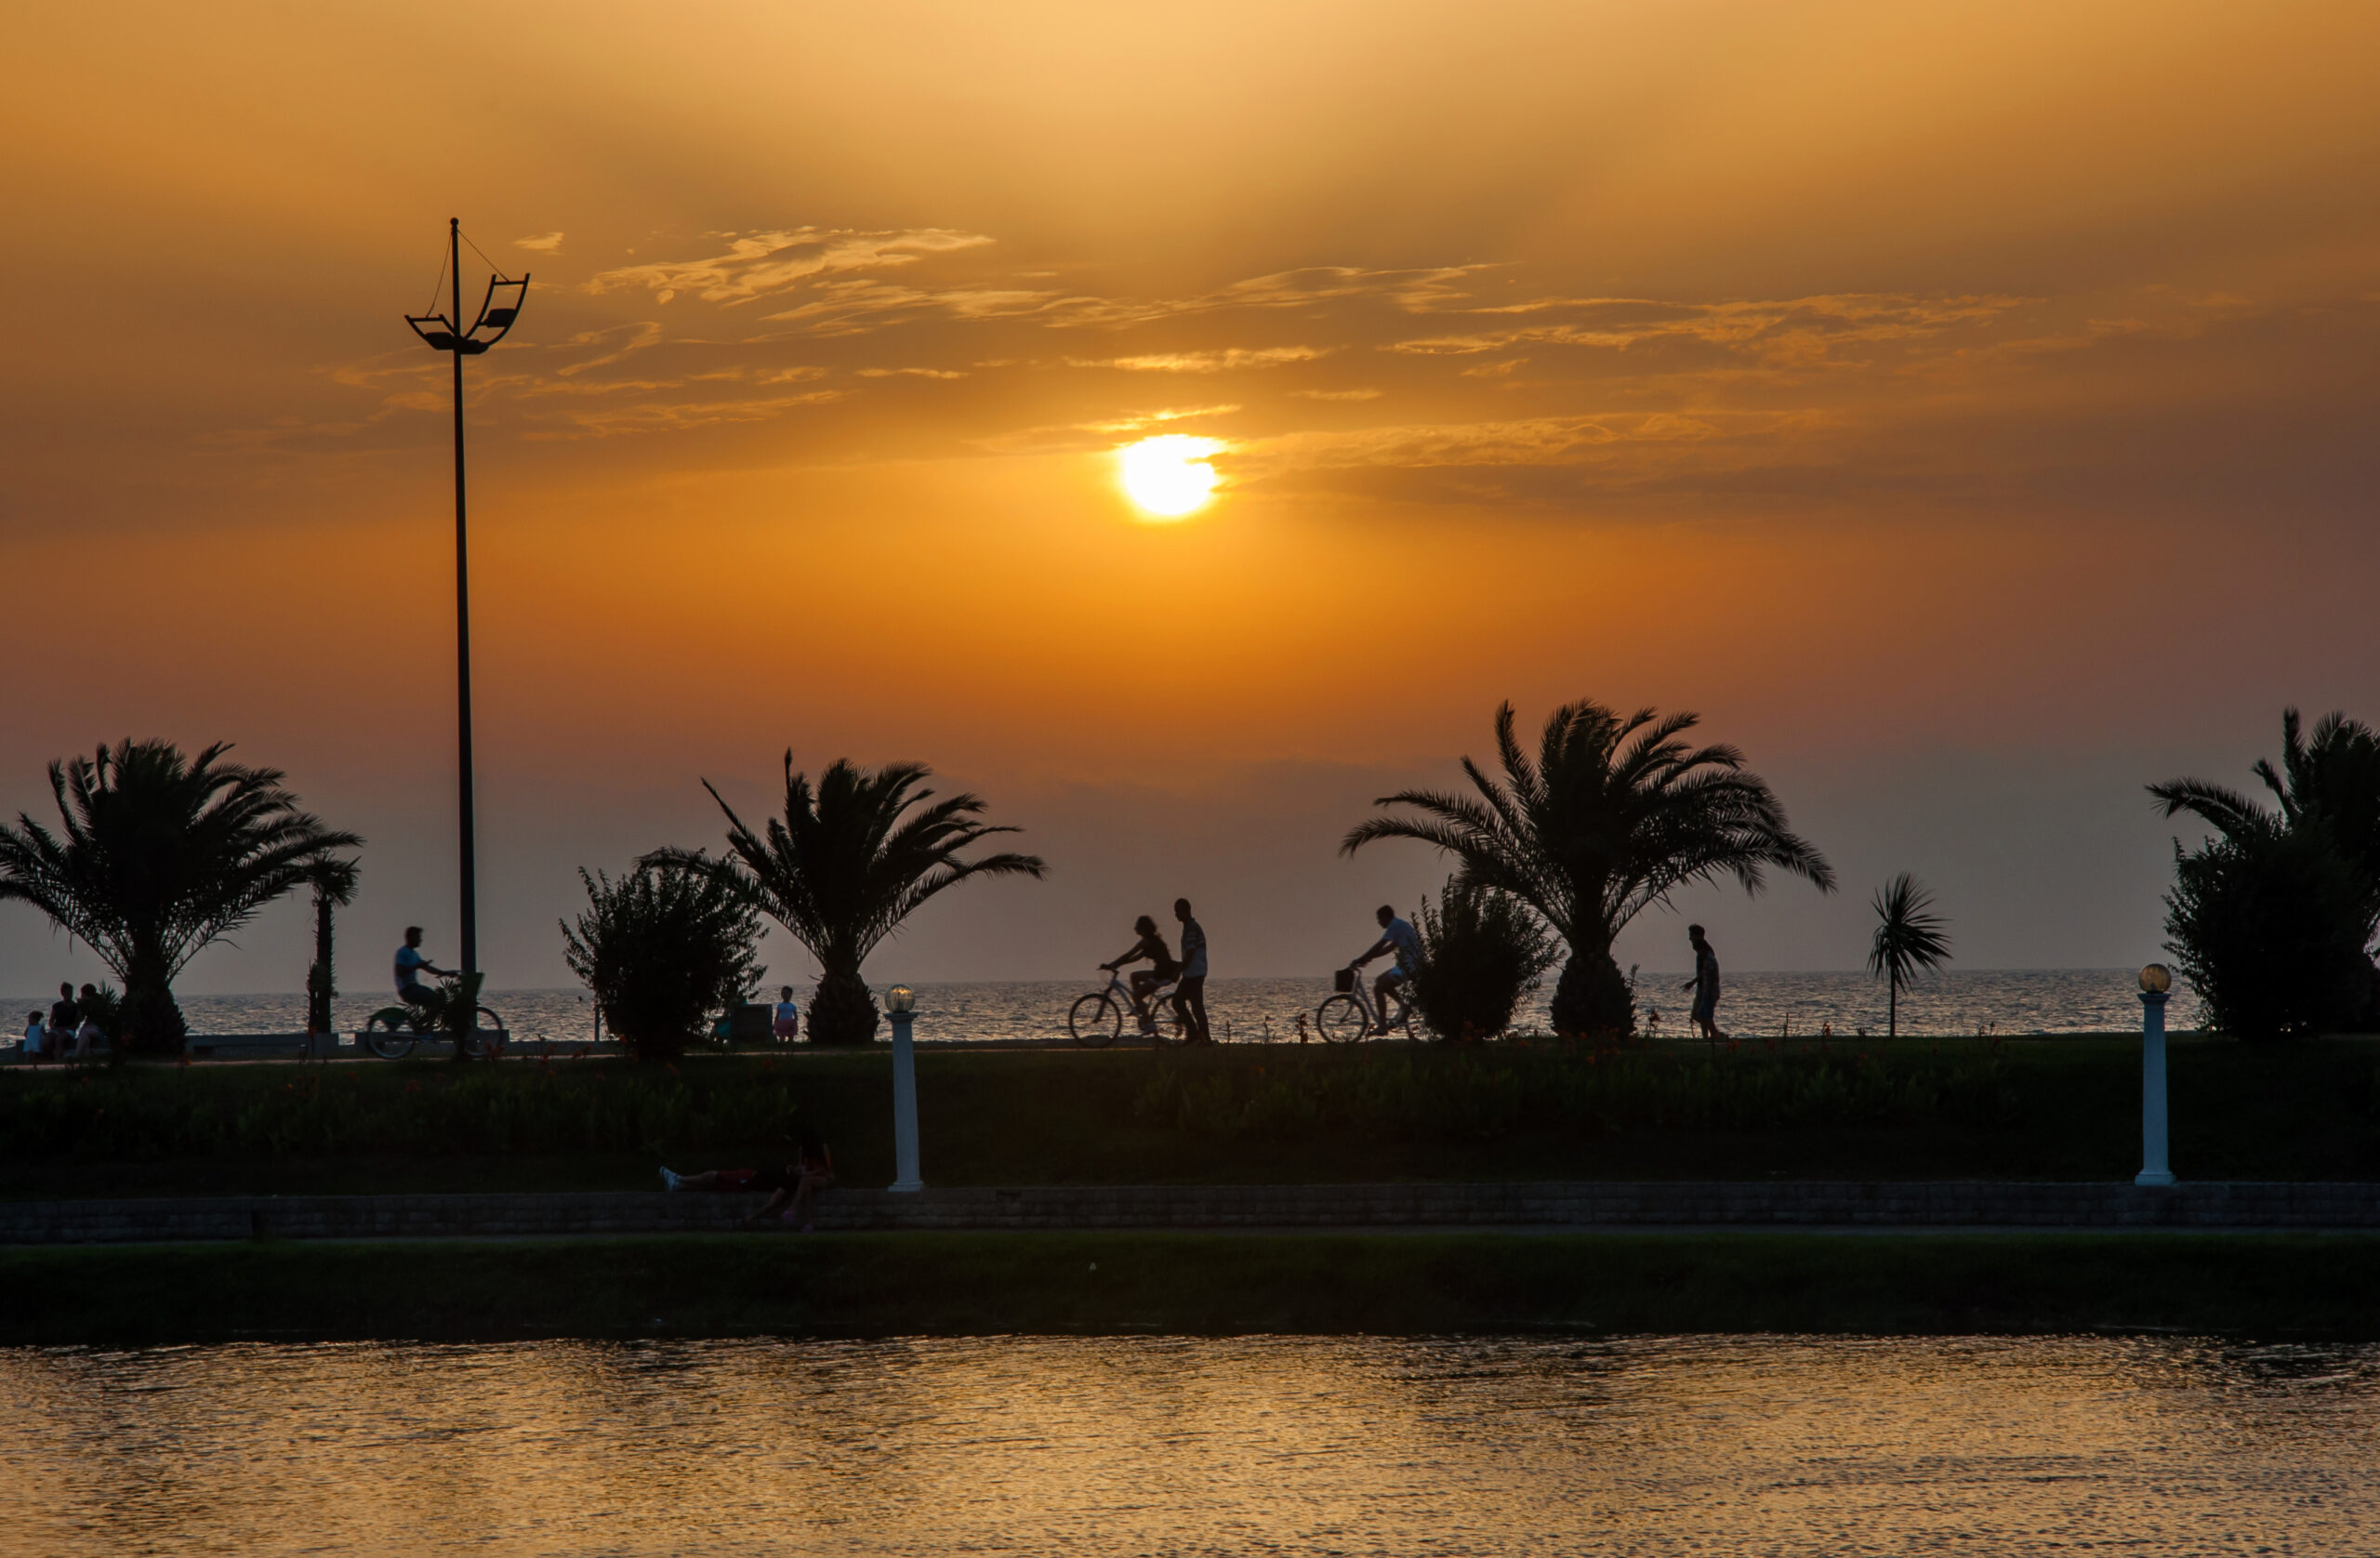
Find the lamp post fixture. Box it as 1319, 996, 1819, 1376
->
884, 984, 924, 1194
403, 220, 528, 1013
2136, 963, 2175, 1187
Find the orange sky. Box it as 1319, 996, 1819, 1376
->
6, 1, 2379, 994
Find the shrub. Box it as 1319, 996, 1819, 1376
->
1409, 882, 1558, 1041
561, 861, 764, 1062
2163, 826, 2372, 1041
1130, 1046, 2015, 1142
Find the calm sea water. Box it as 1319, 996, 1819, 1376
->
0, 1334, 2373, 1555
7, 969, 2152, 1043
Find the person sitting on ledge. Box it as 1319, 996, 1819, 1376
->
659, 1128, 835, 1231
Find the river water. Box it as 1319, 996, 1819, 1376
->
1, 1334, 2373, 1555
17, 969, 2155, 1044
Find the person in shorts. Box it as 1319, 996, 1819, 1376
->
1102, 914, 1180, 1032
772, 985, 800, 1043
659, 1128, 834, 1229
1681, 924, 1725, 1041
394, 927, 451, 1018
1346, 904, 1421, 1036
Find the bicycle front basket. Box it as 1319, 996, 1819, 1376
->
1334, 967, 1355, 993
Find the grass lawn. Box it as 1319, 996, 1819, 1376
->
5, 1230, 2377, 1344
4, 1036, 2377, 1197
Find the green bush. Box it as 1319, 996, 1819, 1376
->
1130, 1045, 2014, 1143
2163, 827, 2372, 1041
561, 861, 764, 1062
1409, 883, 1558, 1041
0, 1063, 813, 1162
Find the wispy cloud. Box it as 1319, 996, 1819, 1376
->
1072, 347, 1326, 373
1389, 293, 2028, 368
513, 232, 565, 253
588, 228, 994, 306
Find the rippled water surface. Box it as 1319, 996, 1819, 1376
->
2, 1335, 2375, 1555
15, 969, 2154, 1042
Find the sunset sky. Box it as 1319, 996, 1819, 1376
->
6, 1, 2379, 997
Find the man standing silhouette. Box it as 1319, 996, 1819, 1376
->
1681, 924, 1725, 1042
1171, 898, 1210, 1043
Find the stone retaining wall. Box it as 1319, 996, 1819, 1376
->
5, 1181, 2380, 1245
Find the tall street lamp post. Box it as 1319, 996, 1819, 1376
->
403, 220, 528, 1019
2136, 963, 2175, 1187
884, 985, 924, 1193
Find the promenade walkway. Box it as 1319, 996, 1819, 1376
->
8, 1181, 2380, 1245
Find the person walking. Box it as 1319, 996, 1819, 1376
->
1682, 924, 1726, 1043
772, 985, 800, 1044
1170, 897, 1210, 1043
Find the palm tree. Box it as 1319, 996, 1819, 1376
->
2149, 707, 2380, 940
1344, 699, 1834, 1038
654, 753, 1047, 1045
300, 855, 361, 1039
1866, 874, 1951, 1038
0, 740, 363, 1051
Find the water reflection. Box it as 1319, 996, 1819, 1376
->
1, 1335, 2375, 1554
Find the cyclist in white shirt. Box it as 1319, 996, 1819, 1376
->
393, 926, 452, 1016
1346, 904, 1421, 1036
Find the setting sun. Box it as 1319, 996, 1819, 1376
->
1117, 435, 1222, 519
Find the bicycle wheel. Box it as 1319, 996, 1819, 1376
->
363, 1010, 416, 1059
1315, 994, 1367, 1043
464, 1006, 508, 1059
1069, 993, 1121, 1048
1145, 995, 1186, 1045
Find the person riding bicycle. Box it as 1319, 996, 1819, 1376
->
1101, 915, 1180, 1034
393, 926, 453, 1019
1345, 904, 1421, 1036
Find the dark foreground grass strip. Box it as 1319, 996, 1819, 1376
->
6, 1233, 2380, 1345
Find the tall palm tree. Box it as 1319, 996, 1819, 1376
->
0, 740, 362, 1051
654, 753, 1047, 1045
1344, 699, 1834, 1037
1866, 874, 1951, 1038
2149, 708, 2380, 939
300, 855, 361, 1039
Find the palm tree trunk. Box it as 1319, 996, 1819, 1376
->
808, 968, 882, 1046
306, 889, 336, 1036
121, 941, 186, 1056
1888, 974, 1897, 1039
1550, 943, 1633, 1041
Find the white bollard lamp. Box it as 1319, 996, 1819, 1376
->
884, 984, 924, 1194
2135, 963, 2175, 1187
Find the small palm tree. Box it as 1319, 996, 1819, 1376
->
1345, 699, 1833, 1038
654, 753, 1046, 1045
1867, 874, 1951, 1038
0, 740, 362, 1051
300, 855, 361, 1038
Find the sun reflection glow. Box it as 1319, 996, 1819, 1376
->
1117, 435, 1222, 519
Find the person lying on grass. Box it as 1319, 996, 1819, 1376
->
658, 1127, 836, 1231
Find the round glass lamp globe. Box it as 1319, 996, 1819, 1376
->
884, 984, 917, 1014
2138, 964, 2173, 995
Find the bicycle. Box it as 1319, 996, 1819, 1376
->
1068, 968, 1185, 1048
1314, 965, 1416, 1043
362, 973, 508, 1059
